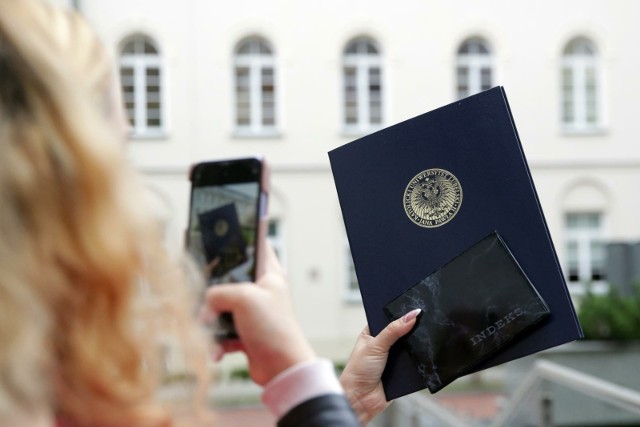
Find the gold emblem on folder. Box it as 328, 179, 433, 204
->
214, 219, 229, 237
404, 168, 463, 228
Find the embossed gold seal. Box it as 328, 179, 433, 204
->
403, 168, 463, 228
214, 219, 229, 237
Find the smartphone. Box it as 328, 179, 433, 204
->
187, 157, 269, 341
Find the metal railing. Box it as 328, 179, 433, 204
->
492, 359, 640, 427
373, 360, 640, 427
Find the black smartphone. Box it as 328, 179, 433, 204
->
187, 157, 269, 341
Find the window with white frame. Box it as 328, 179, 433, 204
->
119, 35, 165, 137
234, 37, 277, 136
267, 219, 285, 266
456, 37, 493, 100
344, 238, 360, 302
565, 212, 608, 295
561, 37, 600, 132
343, 37, 383, 134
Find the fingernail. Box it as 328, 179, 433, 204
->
402, 308, 421, 323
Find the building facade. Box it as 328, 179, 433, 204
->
66, 0, 640, 365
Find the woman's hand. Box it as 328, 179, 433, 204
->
339, 309, 420, 425
204, 245, 316, 386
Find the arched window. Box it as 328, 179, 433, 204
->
119, 35, 164, 137
343, 37, 383, 133
234, 37, 277, 135
562, 37, 600, 132
456, 37, 493, 99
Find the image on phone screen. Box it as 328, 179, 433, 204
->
187, 161, 261, 286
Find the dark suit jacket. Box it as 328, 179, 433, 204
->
278, 394, 360, 427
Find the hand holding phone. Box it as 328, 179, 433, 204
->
205, 244, 316, 385
187, 157, 269, 340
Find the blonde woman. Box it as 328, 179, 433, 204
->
0, 1, 205, 425
0, 0, 417, 426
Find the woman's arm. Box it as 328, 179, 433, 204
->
205, 246, 359, 426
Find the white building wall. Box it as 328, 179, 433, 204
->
74, 0, 640, 362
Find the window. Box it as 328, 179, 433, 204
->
119, 35, 165, 137
345, 239, 360, 302
268, 219, 285, 266
343, 37, 383, 134
562, 37, 600, 132
456, 37, 493, 99
565, 212, 607, 295
234, 37, 277, 136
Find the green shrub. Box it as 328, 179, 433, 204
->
578, 286, 640, 341
229, 367, 251, 380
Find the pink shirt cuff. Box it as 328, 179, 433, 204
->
262, 358, 344, 419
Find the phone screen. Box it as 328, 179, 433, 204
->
187, 158, 263, 286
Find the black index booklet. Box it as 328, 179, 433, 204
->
329, 87, 582, 400
383, 232, 550, 393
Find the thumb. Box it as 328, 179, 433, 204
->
373, 308, 421, 351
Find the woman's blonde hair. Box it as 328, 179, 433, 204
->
0, 0, 209, 425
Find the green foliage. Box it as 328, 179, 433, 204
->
333, 361, 346, 375
229, 367, 251, 380
578, 286, 640, 341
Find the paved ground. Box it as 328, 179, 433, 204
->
162, 370, 506, 426
214, 406, 275, 426
435, 391, 505, 423
212, 392, 504, 426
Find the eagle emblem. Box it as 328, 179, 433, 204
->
404, 169, 462, 228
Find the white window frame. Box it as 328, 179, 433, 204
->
456, 37, 494, 99
565, 212, 608, 296
344, 237, 361, 302
267, 218, 286, 268
119, 36, 166, 139
233, 37, 278, 137
561, 37, 601, 134
342, 37, 384, 135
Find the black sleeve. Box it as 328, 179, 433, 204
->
277, 394, 361, 427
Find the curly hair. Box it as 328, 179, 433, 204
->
0, 0, 209, 425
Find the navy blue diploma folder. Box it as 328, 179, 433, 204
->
329, 87, 582, 400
